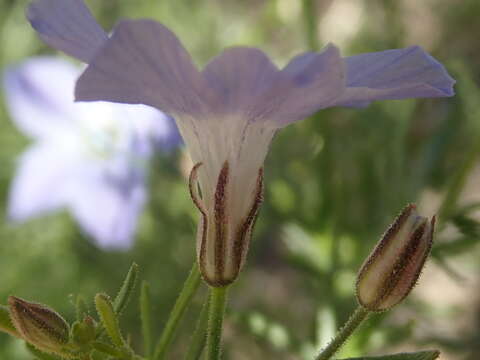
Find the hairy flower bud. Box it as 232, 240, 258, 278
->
356, 204, 434, 311
189, 161, 264, 287
71, 316, 96, 346
8, 296, 70, 353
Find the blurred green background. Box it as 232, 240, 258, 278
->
0, 0, 479, 359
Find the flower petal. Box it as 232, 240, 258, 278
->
26, 0, 108, 62
271, 44, 345, 125
336, 46, 455, 107
3, 57, 78, 139
68, 166, 146, 249
8, 143, 76, 221
75, 19, 210, 116
201, 45, 345, 126
202, 47, 280, 116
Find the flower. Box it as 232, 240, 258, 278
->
4, 56, 180, 248
27, 0, 455, 284
356, 204, 435, 312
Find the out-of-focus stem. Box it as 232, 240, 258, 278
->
438, 61, 480, 224
184, 294, 210, 360
438, 141, 480, 223
302, 0, 320, 51
153, 263, 202, 360
141, 281, 152, 359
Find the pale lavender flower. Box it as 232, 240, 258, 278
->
4, 56, 179, 249
26, 0, 455, 284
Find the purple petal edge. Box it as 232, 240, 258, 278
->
26, 0, 108, 62
336, 46, 455, 107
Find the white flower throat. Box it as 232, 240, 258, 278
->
177, 113, 275, 286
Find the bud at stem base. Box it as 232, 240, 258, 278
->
8, 296, 70, 355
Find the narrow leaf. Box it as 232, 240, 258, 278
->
0, 304, 20, 337
184, 295, 209, 360
92, 341, 123, 357
94, 293, 124, 347
25, 343, 61, 360
153, 263, 202, 360
140, 281, 152, 359
76, 295, 89, 322
114, 263, 139, 316
339, 350, 440, 360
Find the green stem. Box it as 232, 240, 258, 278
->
184, 294, 210, 360
315, 306, 369, 360
206, 287, 229, 360
302, 0, 320, 51
438, 142, 480, 223
141, 281, 152, 359
153, 263, 202, 360
437, 61, 480, 225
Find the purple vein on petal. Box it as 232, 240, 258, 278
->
75, 19, 210, 117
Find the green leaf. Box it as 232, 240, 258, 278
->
451, 214, 480, 238
184, 295, 209, 360
0, 304, 19, 337
433, 235, 480, 256
140, 281, 152, 359
338, 350, 440, 360
94, 293, 125, 347
25, 343, 61, 360
113, 263, 139, 316
92, 341, 123, 357
76, 295, 89, 322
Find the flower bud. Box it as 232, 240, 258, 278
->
8, 296, 70, 353
71, 316, 96, 346
356, 204, 434, 311
189, 161, 264, 287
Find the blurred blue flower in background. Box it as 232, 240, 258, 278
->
3, 56, 180, 249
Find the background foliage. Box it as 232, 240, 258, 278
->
0, 0, 479, 359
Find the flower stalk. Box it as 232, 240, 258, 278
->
206, 286, 229, 360
315, 306, 369, 360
